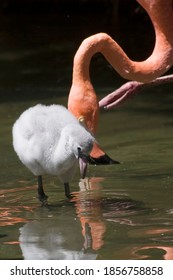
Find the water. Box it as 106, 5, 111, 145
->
0, 12, 173, 260
1, 84, 173, 260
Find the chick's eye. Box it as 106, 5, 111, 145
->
77, 147, 82, 158
77, 147, 81, 152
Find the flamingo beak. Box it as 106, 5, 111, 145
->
78, 148, 89, 179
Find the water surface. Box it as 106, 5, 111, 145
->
1, 82, 173, 260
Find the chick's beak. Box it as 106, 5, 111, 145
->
78, 148, 90, 179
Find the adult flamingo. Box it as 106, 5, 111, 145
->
68, 0, 173, 164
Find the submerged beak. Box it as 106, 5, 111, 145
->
78, 148, 90, 179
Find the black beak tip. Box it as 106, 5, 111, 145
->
89, 154, 120, 165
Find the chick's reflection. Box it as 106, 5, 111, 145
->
19, 177, 105, 259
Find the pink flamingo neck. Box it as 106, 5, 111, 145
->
72, 0, 173, 84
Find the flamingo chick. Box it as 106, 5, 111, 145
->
12, 104, 94, 204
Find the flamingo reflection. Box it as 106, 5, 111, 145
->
18, 177, 106, 259
131, 228, 173, 260
0, 184, 35, 227
18, 177, 145, 259
72, 177, 106, 251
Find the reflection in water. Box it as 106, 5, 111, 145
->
18, 177, 156, 260
0, 208, 28, 226
19, 212, 97, 260
19, 178, 106, 259
73, 177, 106, 251
1, 177, 173, 259
131, 228, 173, 260
19, 221, 97, 260
0, 184, 36, 226
133, 245, 173, 260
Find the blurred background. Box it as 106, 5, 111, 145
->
0, 0, 159, 103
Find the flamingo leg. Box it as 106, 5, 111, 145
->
64, 182, 71, 199
37, 175, 48, 203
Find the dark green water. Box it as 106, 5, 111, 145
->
0, 12, 173, 260
1, 83, 173, 260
